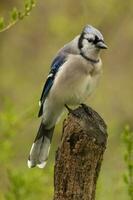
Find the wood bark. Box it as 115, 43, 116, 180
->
53, 104, 108, 200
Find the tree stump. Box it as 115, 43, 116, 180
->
53, 104, 108, 200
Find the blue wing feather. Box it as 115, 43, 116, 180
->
38, 54, 66, 117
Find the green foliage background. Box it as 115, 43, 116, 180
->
0, 0, 133, 199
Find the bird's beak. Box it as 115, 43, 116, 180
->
96, 41, 108, 49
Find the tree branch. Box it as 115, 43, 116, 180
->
0, 0, 36, 32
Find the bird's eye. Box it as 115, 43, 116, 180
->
87, 38, 94, 43
93, 36, 99, 44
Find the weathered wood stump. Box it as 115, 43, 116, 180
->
53, 104, 107, 200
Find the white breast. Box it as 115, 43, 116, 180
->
48, 54, 102, 106
65, 71, 101, 105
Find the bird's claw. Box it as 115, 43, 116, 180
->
80, 103, 87, 109
65, 104, 80, 118
65, 104, 73, 112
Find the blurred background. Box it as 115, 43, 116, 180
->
0, 0, 133, 199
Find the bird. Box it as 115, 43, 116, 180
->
27, 25, 107, 168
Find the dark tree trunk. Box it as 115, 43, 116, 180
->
53, 104, 108, 200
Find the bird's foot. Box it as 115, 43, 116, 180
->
65, 104, 80, 118
65, 104, 73, 113
80, 103, 92, 115
80, 103, 88, 110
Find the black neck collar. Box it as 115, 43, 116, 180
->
80, 52, 99, 64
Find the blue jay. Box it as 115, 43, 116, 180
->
28, 25, 107, 168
